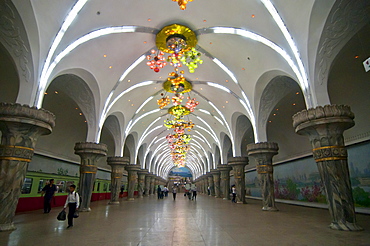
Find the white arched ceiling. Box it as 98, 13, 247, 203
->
11, 0, 352, 179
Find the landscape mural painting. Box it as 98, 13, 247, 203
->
168, 167, 192, 183
245, 141, 370, 209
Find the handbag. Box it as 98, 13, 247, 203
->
73, 210, 79, 218
57, 210, 66, 221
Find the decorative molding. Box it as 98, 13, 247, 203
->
0, 0, 32, 83
316, 0, 370, 86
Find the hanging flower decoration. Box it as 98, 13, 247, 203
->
157, 95, 170, 109
152, 24, 202, 167
185, 97, 199, 112
146, 50, 167, 73
172, 94, 184, 106
180, 48, 203, 73
171, 0, 194, 10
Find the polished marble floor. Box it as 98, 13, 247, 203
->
0, 194, 369, 246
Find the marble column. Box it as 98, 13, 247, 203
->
218, 164, 232, 200
150, 176, 156, 195
137, 169, 148, 198
144, 174, 151, 196
204, 176, 209, 195
211, 169, 221, 198
75, 142, 107, 211
228, 157, 248, 204
247, 142, 279, 211
125, 165, 140, 201
107, 156, 129, 205
0, 103, 55, 231
207, 173, 215, 196
293, 105, 362, 231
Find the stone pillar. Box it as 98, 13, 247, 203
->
207, 173, 215, 196
150, 176, 156, 195
137, 169, 148, 198
211, 169, 221, 198
218, 164, 232, 200
228, 157, 248, 204
107, 156, 129, 205
247, 142, 279, 211
144, 174, 151, 196
0, 103, 55, 231
293, 105, 362, 231
204, 176, 209, 195
75, 142, 107, 212
125, 165, 139, 201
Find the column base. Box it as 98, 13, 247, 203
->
108, 201, 120, 205
223, 198, 230, 200
80, 207, 91, 212
237, 201, 247, 204
329, 222, 363, 231
0, 222, 16, 232
262, 206, 278, 212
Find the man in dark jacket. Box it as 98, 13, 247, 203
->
41, 179, 57, 213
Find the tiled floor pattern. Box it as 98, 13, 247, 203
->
0, 194, 369, 246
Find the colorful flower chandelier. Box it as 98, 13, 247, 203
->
151, 24, 201, 167
171, 0, 194, 10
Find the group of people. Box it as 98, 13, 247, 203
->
41, 179, 79, 229
184, 185, 197, 201
157, 185, 169, 199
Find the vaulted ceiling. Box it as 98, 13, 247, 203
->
6, 0, 368, 178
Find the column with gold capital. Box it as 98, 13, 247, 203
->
228, 157, 248, 204
107, 156, 129, 205
0, 103, 55, 231
247, 142, 279, 211
144, 173, 151, 196
293, 105, 362, 231
75, 142, 107, 212
207, 172, 215, 196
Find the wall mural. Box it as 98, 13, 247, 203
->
245, 141, 370, 208
168, 166, 192, 178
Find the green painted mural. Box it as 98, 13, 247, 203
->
245, 141, 370, 209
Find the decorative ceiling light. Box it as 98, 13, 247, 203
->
171, 0, 194, 10
153, 24, 201, 168
146, 50, 167, 73
148, 24, 202, 74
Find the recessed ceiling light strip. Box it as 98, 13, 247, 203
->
36, 0, 88, 107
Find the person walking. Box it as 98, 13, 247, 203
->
157, 185, 162, 199
172, 186, 177, 200
41, 179, 57, 213
163, 186, 169, 197
192, 185, 197, 200
231, 185, 237, 203
63, 184, 79, 229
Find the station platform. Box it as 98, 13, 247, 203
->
0, 194, 369, 246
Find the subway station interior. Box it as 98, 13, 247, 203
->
0, 0, 370, 245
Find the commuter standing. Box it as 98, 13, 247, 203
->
231, 185, 237, 203
63, 184, 79, 229
192, 185, 197, 200
41, 179, 57, 213
172, 186, 177, 200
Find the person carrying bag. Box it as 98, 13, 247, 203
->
63, 184, 79, 229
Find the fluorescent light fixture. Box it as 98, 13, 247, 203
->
37, 0, 88, 107
199, 109, 211, 115
207, 82, 231, 93
212, 58, 238, 84
135, 96, 154, 114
